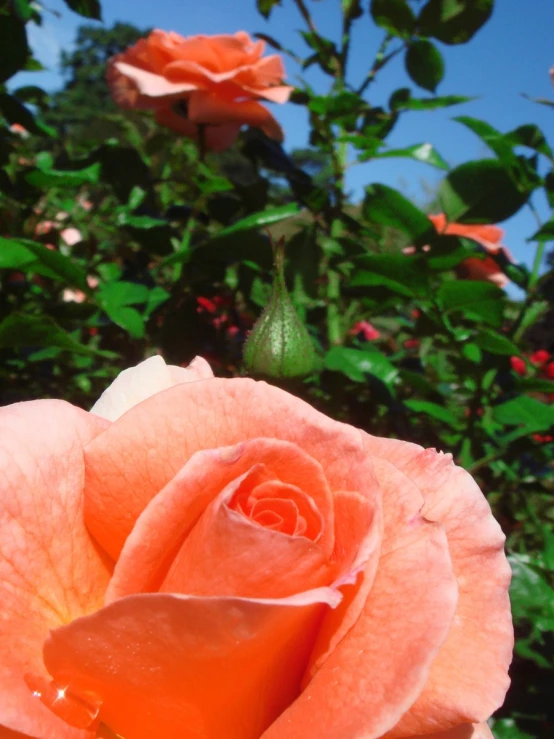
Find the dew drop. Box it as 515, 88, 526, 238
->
24, 673, 102, 730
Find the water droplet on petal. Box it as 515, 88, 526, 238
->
25, 673, 102, 730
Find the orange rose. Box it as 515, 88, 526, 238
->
107, 30, 293, 151
429, 213, 515, 288
0, 356, 512, 739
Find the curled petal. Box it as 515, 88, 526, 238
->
85, 378, 378, 560
106, 438, 336, 602
43, 590, 340, 739
189, 91, 284, 141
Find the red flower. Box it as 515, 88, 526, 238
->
530, 350, 550, 366
404, 339, 420, 350
509, 356, 526, 376
349, 321, 380, 341
543, 362, 554, 380
533, 433, 554, 443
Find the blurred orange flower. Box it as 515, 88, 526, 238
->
107, 30, 293, 151
429, 213, 515, 288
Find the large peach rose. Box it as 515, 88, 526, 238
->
0, 356, 512, 739
429, 213, 515, 288
107, 30, 293, 151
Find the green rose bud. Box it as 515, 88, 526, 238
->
243, 237, 316, 379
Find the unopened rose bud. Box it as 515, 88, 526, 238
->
243, 238, 316, 379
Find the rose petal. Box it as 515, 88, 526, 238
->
303, 490, 382, 678
43, 590, 340, 739
189, 91, 284, 141
85, 378, 378, 561
261, 463, 458, 739
105, 438, 336, 602
160, 466, 330, 599
112, 60, 199, 100
363, 438, 512, 736
457, 256, 509, 287
0, 400, 110, 737
90, 355, 212, 422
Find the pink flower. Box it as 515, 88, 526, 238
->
60, 228, 82, 246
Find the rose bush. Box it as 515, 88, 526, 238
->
0, 356, 512, 739
107, 30, 293, 151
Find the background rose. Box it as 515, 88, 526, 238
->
0, 357, 512, 739
107, 30, 293, 151
428, 214, 516, 288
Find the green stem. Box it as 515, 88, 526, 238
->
510, 200, 545, 340
357, 35, 403, 95
293, 0, 318, 34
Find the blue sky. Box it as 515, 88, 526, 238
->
12, 0, 554, 293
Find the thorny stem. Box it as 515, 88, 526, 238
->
510, 199, 546, 341
293, 0, 318, 35
357, 36, 405, 96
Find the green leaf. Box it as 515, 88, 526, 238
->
404, 399, 460, 427
324, 347, 399, 389
351, 254, 429, 297
517, 378, 554, 394
363, 184, 435, 244
0, 93, 55, 137
453, 116, 516, 162
491, 718, 534, 739
26, 163, 101, 188
0, 14, 28, 84
405, 40, 444, 93
97, 281, 150, 308
462, 342, 482, 363
0, 314, 95, 355
427, 235, 477, 270
474, 328, 520, 356
418, 0, 494, 45
370, 0, 415, 37
509, 553, 554, 632
256, 0, 281, 18
103, 305, 145, 338
11, 0, 35, 22
0, 238, 36, 269
62, 0, 102, 20
217, 204, 300, 237
373, 142, 449, 170
12, 85, 50, 108
389, 88, 475, 111
437, 280, 504, 327
493, 396, 554, 432
508, 124, 553, 161
439, 159, 530, 223
144, 286, 170, 317
0, 237, 90, 292
529, 219, 554, 242
116, 212, 168, 230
